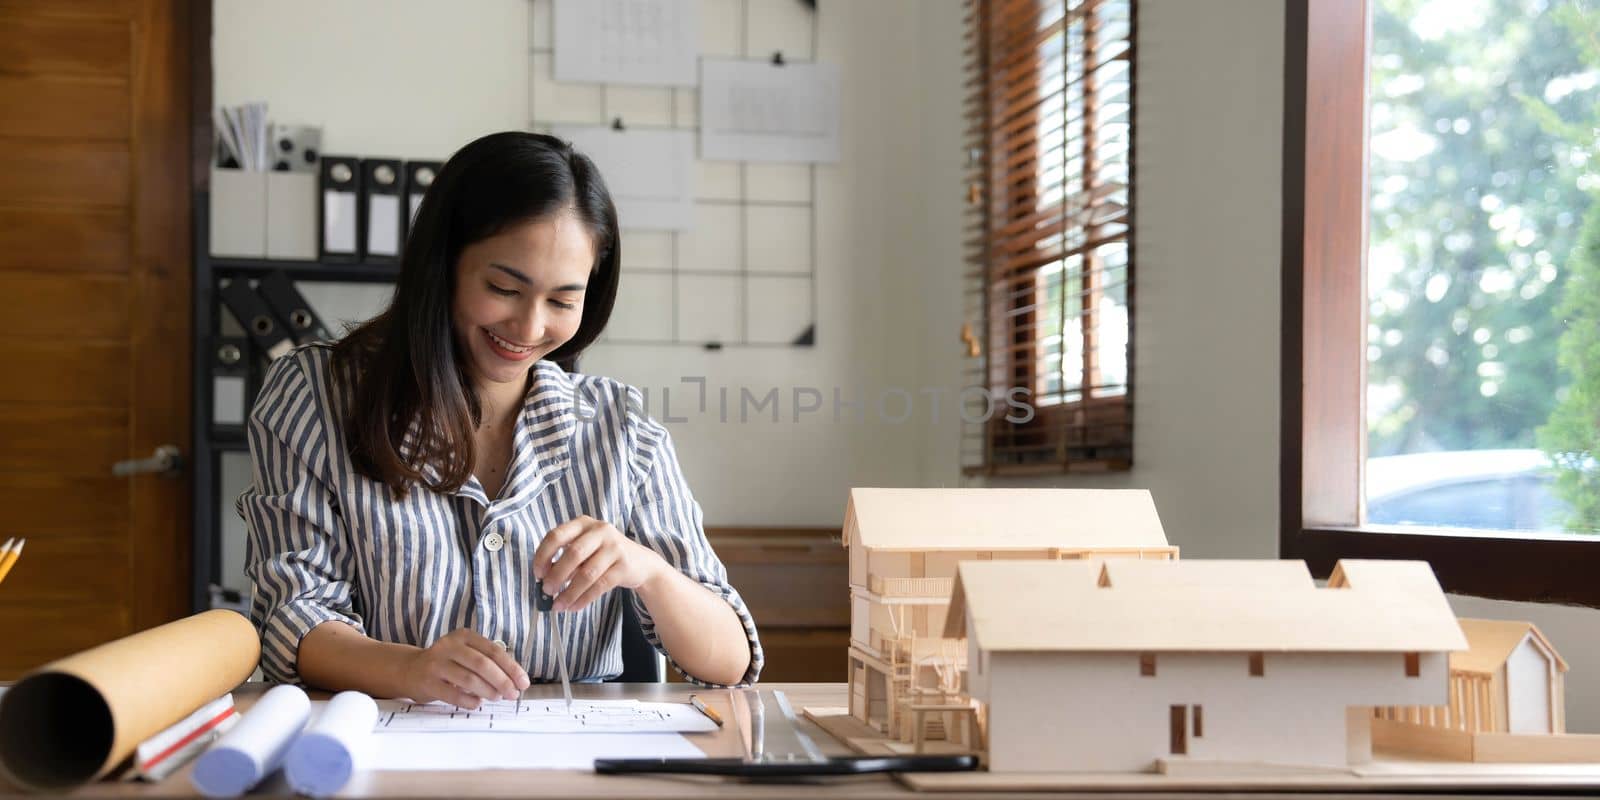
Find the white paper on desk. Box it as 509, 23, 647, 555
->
368, 732, 704, 771
376, 698, 717, 733
551, 126, 694, 231
700, 59, 841, 163
553, 0, 697, 87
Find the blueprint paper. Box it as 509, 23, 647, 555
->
367, 731, 704, 770
553, 0, 698, 87
700, 58, 841, 163
553, 126, 695, 230
375, 698, 718, 734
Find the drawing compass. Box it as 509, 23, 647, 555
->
535, 578, 574, 713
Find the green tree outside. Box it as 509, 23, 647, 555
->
1368, 0, 1594, 458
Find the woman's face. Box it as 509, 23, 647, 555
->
451, 211, 594, 392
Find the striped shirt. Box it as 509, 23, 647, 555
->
237, 344, 763, 688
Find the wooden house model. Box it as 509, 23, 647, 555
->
1373, 618, 1600, 762
842, 488, 1177, 745
945, 558, 1467, 772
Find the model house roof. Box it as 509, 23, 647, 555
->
842, 488, 1170, 552
945, 559, 1468, 653
1451, 618, 1569, 674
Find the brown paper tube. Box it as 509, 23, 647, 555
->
0, 609, 260, 792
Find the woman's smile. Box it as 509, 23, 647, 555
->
484, 327, 537, 361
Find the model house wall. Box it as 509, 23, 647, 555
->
949, 558, 1467, 772
842, 488, 1177, 740
1377, 618, 1567, 736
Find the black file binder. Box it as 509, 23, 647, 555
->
210, 334, 250, 433
256, 270, 331, 345
318, 156, 360, 262
360, 158, 404, 262
402, 160, 441, 240
218, 279, 294, 361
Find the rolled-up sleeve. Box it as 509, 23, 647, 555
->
623, 392, 763, 687
237, 352, 364, 685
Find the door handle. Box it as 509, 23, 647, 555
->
112, 445, 185, 478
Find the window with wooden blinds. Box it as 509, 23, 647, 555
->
961, 0, 1135, 476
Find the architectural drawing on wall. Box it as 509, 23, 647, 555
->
947, 558, 1467, 773
553, 0, 699, 87
1373, 618, 1600, 763
551, 126, 696, 231
532, 0, 820, 348
700, 58, 841, 163
839, 488, 1178, 752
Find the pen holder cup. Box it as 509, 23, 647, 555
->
266, 172, 317, 260
209, 168, 267, 257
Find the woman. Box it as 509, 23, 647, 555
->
239, 132, 761, 707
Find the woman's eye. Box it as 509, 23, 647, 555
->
487, 283, 518, 296
550, 300, 576, 310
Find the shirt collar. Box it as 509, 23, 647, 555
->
396, 360, 582, 503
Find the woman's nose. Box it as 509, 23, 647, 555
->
510, 307, 547, 343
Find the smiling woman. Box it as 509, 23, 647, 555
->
237, 131, 763, 708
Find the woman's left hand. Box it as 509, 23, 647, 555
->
532, 515, 667, 612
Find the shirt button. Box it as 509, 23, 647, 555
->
493, 639, 508, 652
483, 532, 505, 552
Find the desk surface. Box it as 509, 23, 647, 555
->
10, 682, 1592, 798
28, 683, 931, 799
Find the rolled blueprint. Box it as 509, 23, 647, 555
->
285, 691, 379, 797
0, 610, 260, 792
191, 684, 310, 797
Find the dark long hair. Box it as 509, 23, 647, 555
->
332, 131, 620, 498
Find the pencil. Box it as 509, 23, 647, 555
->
688, 693, 723, 727
0, 538, 23, 586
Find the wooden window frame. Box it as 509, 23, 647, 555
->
1280, 0, 1600, 607
963, 0, 1137, 477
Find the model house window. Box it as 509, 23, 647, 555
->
1404, 652, 1420, 678
1193, 704, 1204, 737
1248, 652, 1265, 677
961, 0, 1136, 475
1283, 0, 1600, 608
1139, 652, 1156, 677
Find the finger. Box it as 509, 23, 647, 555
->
452, 647, 521, 699
429, 677, 481, 709
532, 517, 591, 579
559, 566, 617, 613
542, 526, 607, 590
556, 548, 619, 611
441, 660, 503, 704
462, 633, 531, 691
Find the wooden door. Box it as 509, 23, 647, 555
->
0, 0, 192, 678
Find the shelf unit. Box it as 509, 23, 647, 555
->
188, 197, 400, 612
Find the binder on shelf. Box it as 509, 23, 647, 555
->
360, 158, 403, 262
318, 156, 360, 262
256, 270, 331, 345
403, 160, 442, 239
211, 335, 250, 431
218, 279, 294, 361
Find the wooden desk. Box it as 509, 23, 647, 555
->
9, 682, 1595, 798
17, 683, 924, 799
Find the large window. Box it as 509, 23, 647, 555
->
1365, 0, 1598, 537
962, 0, 1135, 476
1283, 0, 1600, 606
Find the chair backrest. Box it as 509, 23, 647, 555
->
609, 589, 662, 683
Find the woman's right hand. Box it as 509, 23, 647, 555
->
399, 628, 531, 709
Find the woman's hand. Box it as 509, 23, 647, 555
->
399, 628, 531, 709
533, 515, 667, 612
